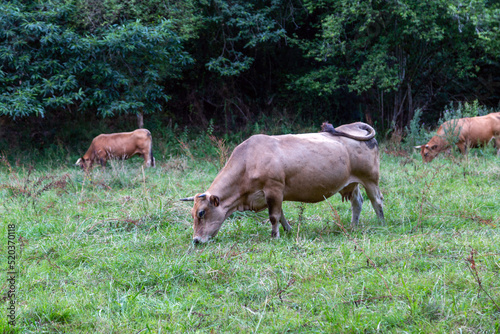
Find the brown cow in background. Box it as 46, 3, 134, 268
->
415, 112, 500, 162
76, 129, 155, 169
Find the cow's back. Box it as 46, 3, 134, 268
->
440, 115, 498, 145
227, 133, 378, 203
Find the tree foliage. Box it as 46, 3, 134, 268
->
0, 0, 499, 134
0, 0, 192, 118
293, 0, 499, 128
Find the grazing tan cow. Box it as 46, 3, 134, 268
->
415, 112, 500, 162
181, 122, 385, 244
76, 129, 155, 169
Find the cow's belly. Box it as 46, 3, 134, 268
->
464, 135, 493, 147
283, 172, 351, 203
104, 145, 141, 159
281, 150, 352, 203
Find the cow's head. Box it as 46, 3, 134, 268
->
75, 157, 92, 170
414, 144, 439, 162
180, 193, 225, 244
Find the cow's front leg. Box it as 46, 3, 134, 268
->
457, 141, 470, 155
349, 185, 364, 226
265, 190, 284, 239
340, 183, 363, 226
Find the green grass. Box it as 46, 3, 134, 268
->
0, 147, 499, 333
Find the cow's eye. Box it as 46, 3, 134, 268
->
198, 210, 205, 218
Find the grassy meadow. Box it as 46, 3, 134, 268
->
0, 139, 499, 333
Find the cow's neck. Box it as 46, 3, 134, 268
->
207, 166, 244, 218
433, 134, 448, 149
207, 186, 241, 219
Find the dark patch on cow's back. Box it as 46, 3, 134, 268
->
364, 138, 378, 150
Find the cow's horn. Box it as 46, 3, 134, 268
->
179, 196, 195, 201
75, 158, 82, 165
414, 145, 422, 149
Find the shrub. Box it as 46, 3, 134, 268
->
404, 108, 430, 149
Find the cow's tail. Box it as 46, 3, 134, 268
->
148, 131, 155, 167
321, 122, 376, 141
150, 146, 155, 167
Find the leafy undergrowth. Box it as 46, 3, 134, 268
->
0, 149, 499, 333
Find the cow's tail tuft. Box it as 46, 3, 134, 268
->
150, 142, 155, 167
145, 129, 155, 167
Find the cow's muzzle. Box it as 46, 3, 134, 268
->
192, 236, 210, 244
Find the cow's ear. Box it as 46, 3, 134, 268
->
210, 195, 220, 207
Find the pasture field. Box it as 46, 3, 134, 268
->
0, 146, 499, 333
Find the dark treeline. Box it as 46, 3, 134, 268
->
1, 0, 499, 150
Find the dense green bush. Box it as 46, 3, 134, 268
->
0, 1, 192, 118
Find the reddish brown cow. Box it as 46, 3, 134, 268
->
181, 122, 385, 244
76, 129, 155, 169
415, 112, 500, 162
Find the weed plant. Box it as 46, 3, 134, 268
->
0, 137, 499, 333
404, 108, 431, 149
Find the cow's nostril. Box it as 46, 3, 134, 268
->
192, 237, 201, 244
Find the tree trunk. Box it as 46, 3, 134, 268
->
137, 109, 144, 129
407, 81, 413, 125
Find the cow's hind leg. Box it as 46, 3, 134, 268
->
363, 182, 385, 224
494, 136, 500, 156
144, 147, 155, 167
339, 183, 363, 226
279, 209, 292, 233
142, 151, 151, 167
